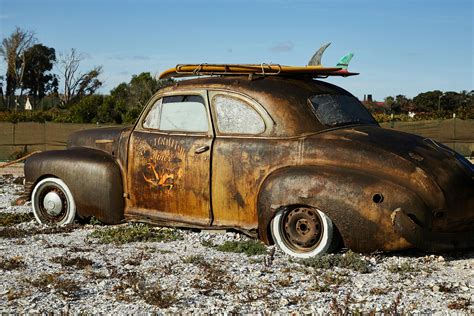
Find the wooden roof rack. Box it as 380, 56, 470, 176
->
158, 63, 359, 79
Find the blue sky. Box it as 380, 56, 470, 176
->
0, 0, 472, 100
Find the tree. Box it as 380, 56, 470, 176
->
109, 72, 173, 123
0, 27, 36, 104
58, 48, 103, 106
394, 95, 411, 112
22, 44, 58, 101
384, 96, 395, 113
413, 90, 443, 112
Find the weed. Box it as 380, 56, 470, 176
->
387, 261, 421, 274
277, 276, 292, 287
189, 259, 236, 295
370, 287, 391, 295
214, 240, 267, 256
87, 224, 183, 244
85, 270, 108, 280
243, 286, 271, 303
123, 251, 151, 266
436, 283, 456, 293
249, 257, 264, 264
6, 289, 27, 301
384, 293, 402, 314
50, 256, 94, 269
0, 212, 34, 226
200, 239, 215, 247
157, 249, 173, 254
330, 293, 352, 315
160, 263, 173, 275
88, 216, 103, 225
28, 272, 81, 299
0, 256, 26, 270
68, 246, 92, 253
447, 297, 471, 310
113, 271, 176, 307
0, 224, 78, 238
301, 251, 370, 273
311, 272, 347, 292
182, 254, 207, 265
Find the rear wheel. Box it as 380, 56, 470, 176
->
271, 206, 335, 258
31, 177, 76, 225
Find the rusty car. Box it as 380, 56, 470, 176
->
24, 62, 474, 258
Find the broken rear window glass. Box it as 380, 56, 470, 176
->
309, 94, 376, 127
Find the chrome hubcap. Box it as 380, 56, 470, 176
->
43, 191, 63, 216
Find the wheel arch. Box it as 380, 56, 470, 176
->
257, 165, 425, 252
24, 148, 125, 224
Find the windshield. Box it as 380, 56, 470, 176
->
309, 94, 377, 127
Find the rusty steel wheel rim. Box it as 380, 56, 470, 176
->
36, 185, 69, 224
280, 207, 323, 252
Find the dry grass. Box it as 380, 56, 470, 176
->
113, 271, 177, 307
50, 255, 94, 269
123, 251, 151, 266
0, 256, 26, 270
0, 212, 34, 226
447, 297, 471, 310
27, 272, 81, 299
370, 287, 391, 295
0, 224, 78, 238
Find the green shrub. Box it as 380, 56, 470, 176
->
214, 240, 267, 256
87, 224, 183, 244
300, 251, 370, 273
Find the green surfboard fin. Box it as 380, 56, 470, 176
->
336, 53, 354, 70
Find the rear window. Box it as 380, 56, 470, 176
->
309, 94, 376, 127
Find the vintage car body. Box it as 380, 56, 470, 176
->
24, 75, 474, 257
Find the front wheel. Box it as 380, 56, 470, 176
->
31, 177, 76, 225
271, 206, 335, 258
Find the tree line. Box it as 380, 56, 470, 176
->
0, 27, 172, 124
365, 92, 473, 121
1, 27, 472, 124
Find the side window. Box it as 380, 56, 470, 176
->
143, 95, 209, 132
212, 94, 265, 134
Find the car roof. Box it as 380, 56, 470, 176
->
159, 76, 355, 136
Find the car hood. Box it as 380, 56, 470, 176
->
67, 126, 133, 156
303, 125, 474, 232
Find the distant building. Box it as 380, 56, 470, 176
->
361, 94, 385, 112
25, 97, 33, 111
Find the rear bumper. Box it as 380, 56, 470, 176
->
391, 208, 474, 252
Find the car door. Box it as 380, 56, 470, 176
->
208, 90, 276, 230
126, 90, 214, 226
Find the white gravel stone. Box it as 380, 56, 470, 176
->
0, 174, 473, 313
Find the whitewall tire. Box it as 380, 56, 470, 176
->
31, 177, 76, 225
271, 206, 334, 258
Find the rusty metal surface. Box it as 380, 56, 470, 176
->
24, 148, 124, 224
23, 76, 474, 253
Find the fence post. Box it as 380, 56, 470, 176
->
452, 113, 456, 152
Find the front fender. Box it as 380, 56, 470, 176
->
24, 148, 124, 224
257, 165, 428, 252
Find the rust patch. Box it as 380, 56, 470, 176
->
138, 137, 185, 192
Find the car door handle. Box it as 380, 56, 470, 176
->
195, 145, 210, 154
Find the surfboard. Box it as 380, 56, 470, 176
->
158, 64, 358, 79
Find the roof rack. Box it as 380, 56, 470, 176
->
158, 63, 358, 79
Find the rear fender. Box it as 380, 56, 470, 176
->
257, 165, 427, 252
24, 148, 124, 224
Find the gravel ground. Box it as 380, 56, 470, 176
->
0, 171, 473, 314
